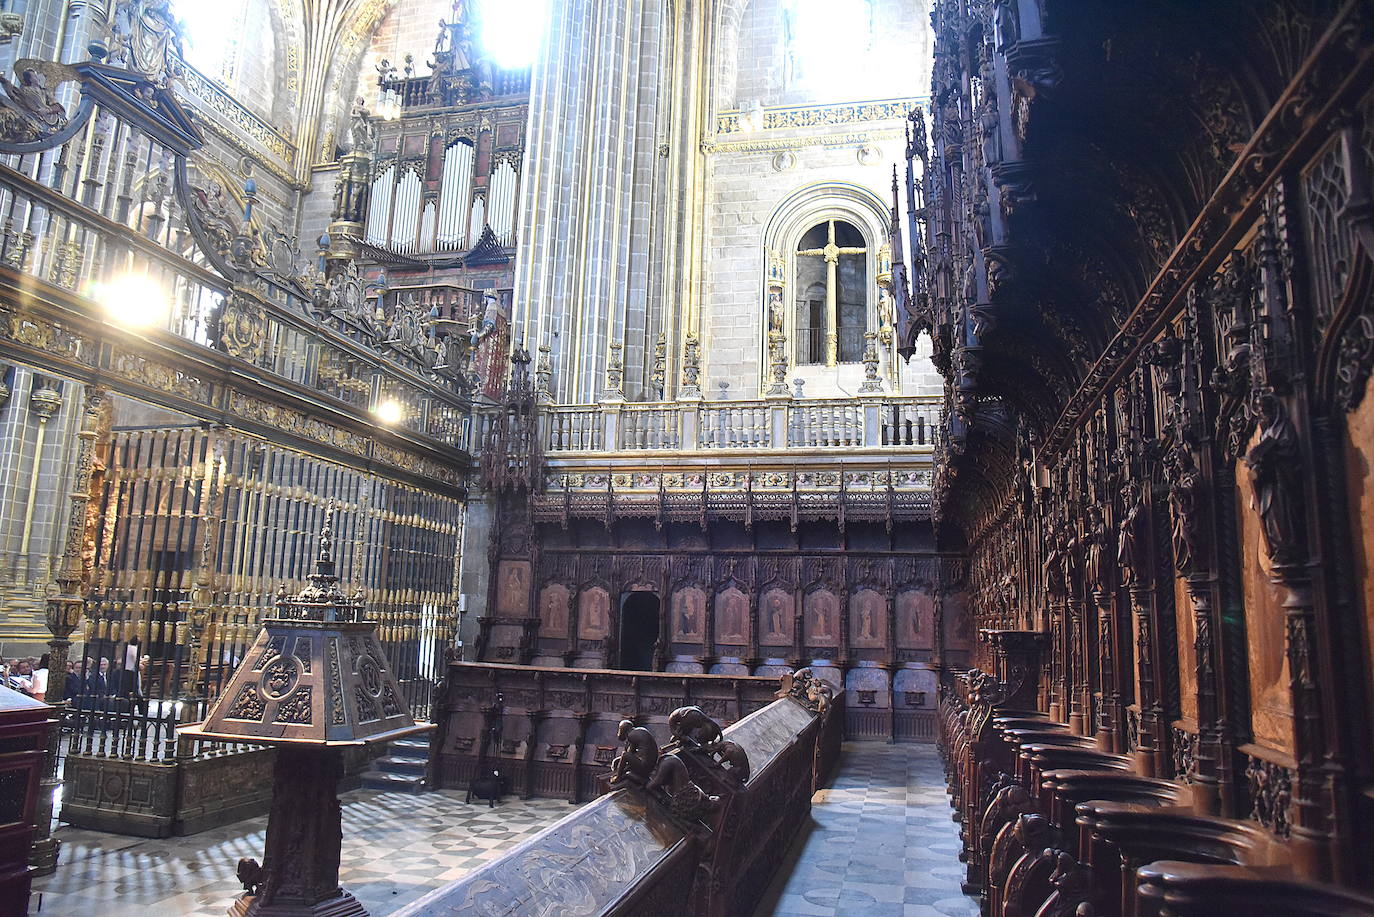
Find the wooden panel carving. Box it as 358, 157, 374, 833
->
849, 589, 887, 649
539, 583, 571, 639
578, 587, 611, 640
1346, 374, 1374, 713
672, 586, 706, 642
1236, 448, 1294, 753
759, 588, 794, 647
495, 560, 531, 617
715, 587, 750, 647
896, 589, 933, 649
804, 589, 840, 646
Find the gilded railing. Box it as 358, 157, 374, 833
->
0, 62, 474, 455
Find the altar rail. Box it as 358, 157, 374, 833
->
544, 395, 941, 454
400, 688, 841, 917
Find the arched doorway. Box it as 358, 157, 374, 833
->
618, 592, 661, 671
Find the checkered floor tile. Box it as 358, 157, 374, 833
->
752, 742, 980, 917
30, 788, 578, 916
32, 743, 977, 916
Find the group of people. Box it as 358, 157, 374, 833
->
2, 650, 153, 713
1, 654, 50, 701
70, 652, 152, 714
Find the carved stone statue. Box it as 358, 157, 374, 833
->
768, 290, 785, 333
106, 0, 184, 88
344, 98, 376, 156
1245, 393, 1304, 568
608, 718, 658, 786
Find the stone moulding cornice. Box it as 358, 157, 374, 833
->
0, 270, 470, 498
1039, 1, 1374, 457
701, 129, 903, 156
714, 97, 927, 135
176, 58, 298, 169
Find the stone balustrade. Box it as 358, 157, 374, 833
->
542, 394, 940, 454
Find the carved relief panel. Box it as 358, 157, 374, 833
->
714, 586, 750, 647
672, 586, 707, 642
538, 583, 570, 639
849, 589, 887, 648
759, 587, 794, 647
804, 589, 841, 647
577, 587, 611, 640
896, 588, 933, 649
495, 560, 531, 617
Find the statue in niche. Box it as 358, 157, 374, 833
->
1117, 482, 1142, 586
1245, 392, 1305, 568
675, 590, 702, 639
902, 594, 922, 641
810, 594, 834, 639
855, 593, 879, 642
718, 592, 746, 641
768, 290, 785, 334
580, 590, 608, 638
106, 0, 183, 88
540, 588, 566, 636
1043, 526, 1067, 600
1166, 446, 1203, 574
1084, 505, 1108, 593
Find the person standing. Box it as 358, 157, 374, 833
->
29, 653, 49, 702
64, 660, 81, 702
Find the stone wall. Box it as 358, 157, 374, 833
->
701, 0, 938, 400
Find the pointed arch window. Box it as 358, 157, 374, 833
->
795, 219, 868, 365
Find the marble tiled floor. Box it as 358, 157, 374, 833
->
31, 788, 577, 916
753, 742, 981, 917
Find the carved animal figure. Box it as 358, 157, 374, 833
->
711, 738, 751, 784
647, 752, 719, 822
668, 705, 723, 749
236, 857, 262, 896
608, 718, 659, 786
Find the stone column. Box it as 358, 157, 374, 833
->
30, 387, 102, 876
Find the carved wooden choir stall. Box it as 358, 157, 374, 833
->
396, 668, 841, 917
900, 0, 1374, 913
